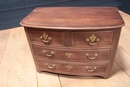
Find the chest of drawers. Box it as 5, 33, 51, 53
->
20, 7, 124, 78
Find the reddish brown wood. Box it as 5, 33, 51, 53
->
72, 30, 113, 48
20, 7, 124, 78
33, 45, 110, 62
20, 7, 124, 30
37, 59, 107, 77
28, 28, 64, 46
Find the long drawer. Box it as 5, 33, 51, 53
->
33, 45, 110, 62
36, 58, 107, 76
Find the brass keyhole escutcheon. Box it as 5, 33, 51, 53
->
65, 53, 73, 58
67, 66, 73, 70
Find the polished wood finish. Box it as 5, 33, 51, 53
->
37, 59, 107, 77
20, 7, 124, 78
33, 45, 110, 62
72, 30, 113, 48
20, 7, 124, 30
28, 28, 64, 46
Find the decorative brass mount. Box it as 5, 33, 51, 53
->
67, 66, 73, 70
85, 53, 98, 60
46, 63, 55, 69
40, 32, 52, 44
43, 50, 54, 57
86, 66, 97, 72
86, 34, 100, 46
65, 53, 73, 58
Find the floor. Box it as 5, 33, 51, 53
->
0, 11, 130, 87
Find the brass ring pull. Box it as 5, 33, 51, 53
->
85, 53, 98, 60
86, 66, 97, 72
42, 39, 51, 44
46, 63, 55, 69
88, 42, 97, 46
86, 34, 100, 46
43, 50, 54, 57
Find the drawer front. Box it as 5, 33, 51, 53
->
72, 30, 113, 48
33, 45, 110, 62
36, 59, 107, 76
28, 28, 63, 46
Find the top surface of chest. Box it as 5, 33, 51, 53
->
20, 7, 124, 30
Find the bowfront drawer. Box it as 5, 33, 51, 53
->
72, 30, 113, 48
33, 45, 110, 62
36, 59, 107, 76
28, 28, 63, 46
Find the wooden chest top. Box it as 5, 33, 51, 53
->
20, 7, 124, 30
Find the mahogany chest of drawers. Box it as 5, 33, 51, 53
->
20, 7, 124, 78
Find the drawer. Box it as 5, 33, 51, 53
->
28, 28, 63, 46
36, 59, 107, 76
33, 45, 110, 62
72, 30, 113, 48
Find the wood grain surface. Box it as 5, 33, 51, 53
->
20, 7, 124, 30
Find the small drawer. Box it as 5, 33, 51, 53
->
33, 45, 110, 62
72, 30, 113, 48
36, 59, 107, 77
28, 28, 64, 46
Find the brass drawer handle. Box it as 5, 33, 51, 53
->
86, 34, 100, 46
40, 32, 52, 44
86, 66, 97, 73
46, 63, 55, 69
85, 53, 98, 60
43, 50, 54, 57
42, 39, 51, 43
